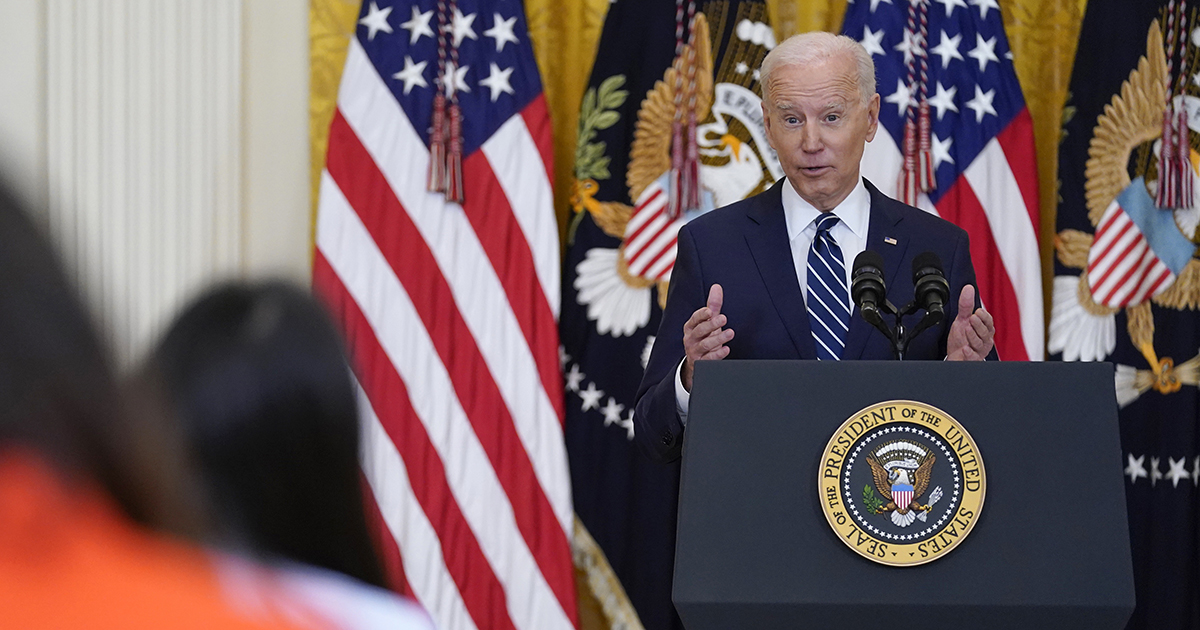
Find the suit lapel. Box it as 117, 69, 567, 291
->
843, 179, 910, 360
745, 181, 815, 359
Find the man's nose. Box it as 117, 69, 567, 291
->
799, 124, 822, 152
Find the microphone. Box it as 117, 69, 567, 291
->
911, 252, 949, 322
851, 250, 887, 326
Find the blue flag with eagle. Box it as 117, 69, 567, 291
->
560, 0, 778, 627
1052, 1, 1199, 627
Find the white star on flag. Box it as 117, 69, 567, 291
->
931, 31, 964, 67
359, 1, 394, 41
860, 25, 886, 57
870, 0, 893, 12
600, 397, 625, 426
445, 8, 478, 47
968, 0, 1000, 19
894, 28, 921, 65
931, 135, 954, 169
564, 364, 584, 392
1166, 457, 1191, 488
392, 56, 428, 94
579, 382, 604, 411
400, 5, 434, 45
439, 60, 471, 96
965, 85, 996, 122
484, 13, 519, 52
884, 78, 917, 115
1125, 454, 1147, 483
479, 62, 515, 102
967, 33, 999, 72
935, 0, 967, 16
928, 82, 959, 119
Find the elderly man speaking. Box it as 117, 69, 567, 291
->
634, 32, 997, 463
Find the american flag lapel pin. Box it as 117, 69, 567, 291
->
884, 237, 898, 245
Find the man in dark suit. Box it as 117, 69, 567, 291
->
634, 32, 996, 463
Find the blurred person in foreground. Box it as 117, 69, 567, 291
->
0, 181, 321, 629
139, 282, 434, 630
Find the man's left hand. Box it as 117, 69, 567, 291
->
946, 284, 994, 361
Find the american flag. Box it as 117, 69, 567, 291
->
312, 1, 577, 629
843, 0, 1044, 361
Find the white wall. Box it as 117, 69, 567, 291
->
0, 0, 312, 367
0, 2, 47, 214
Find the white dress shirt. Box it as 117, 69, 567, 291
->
674, 178, 872, 424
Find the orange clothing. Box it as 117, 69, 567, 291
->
0, 450, 321, 629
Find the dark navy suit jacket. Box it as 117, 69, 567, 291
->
633, 178, 993, 463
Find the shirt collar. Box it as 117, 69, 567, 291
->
782, 177, 870, 241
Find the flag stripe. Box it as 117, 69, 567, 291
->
996, 109, 1041, 236
518, 94, 557, 201
317, 251, 512, 630
644, 239, 679, 280
482, 107, 561, 318
961, 132, 1043, 361
1094, 238, 1149, 304
361, 472, 412, 596
347, 343, 481, 630
315, 198, 570, 630
936, 176, 1030, 361
322, 116, 576, 624
1093, 230, 1146, 298
335, 40, 573, 539
465, 146, 565, 420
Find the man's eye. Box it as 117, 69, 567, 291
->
785, 117, 799, 124
826, 114, 840, 122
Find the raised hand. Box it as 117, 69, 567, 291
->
946, 284, 994, 361
681, 284, 734, 391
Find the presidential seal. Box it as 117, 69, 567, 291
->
819, 400, 986, 566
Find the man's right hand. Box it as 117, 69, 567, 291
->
681, 284, 734, 392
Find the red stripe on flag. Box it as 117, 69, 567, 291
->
1095, 239, 1149, 305
1087, 219, 1136, 277
627, 217, 675, 267
315, 253, 516, 630
360, 471, 411, 597
325, 111, 578, 624
520, 94, 555, 188
1093, 231, 1146, 301
625, 194, 666, 250
462, 152, 565, 420
937, 177, 1030, 361
640, 236, 678, 279
996, 109, 1041, 239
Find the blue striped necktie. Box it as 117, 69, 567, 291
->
807, 213, 850, 360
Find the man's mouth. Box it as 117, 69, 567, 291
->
801, 166, 830, 175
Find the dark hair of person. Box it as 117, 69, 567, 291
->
143, 281, 386, 588
0, 180, 206, 536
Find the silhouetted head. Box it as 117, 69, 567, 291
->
144, 281, 385, 588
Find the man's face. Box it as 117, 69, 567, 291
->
762, 54, 880, 212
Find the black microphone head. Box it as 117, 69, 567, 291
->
911, 251, 944, 279
854, 250, 886, 276
911, 251, 949, 317
851, 250, 887, 309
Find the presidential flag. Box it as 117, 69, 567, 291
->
843, 0, 1044, 362
561, 1, 778, 628
312, 1, 577, 629
1052, 2, 1199, 627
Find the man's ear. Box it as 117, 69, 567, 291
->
864, 93, 881, 142
761, 100, 771, 134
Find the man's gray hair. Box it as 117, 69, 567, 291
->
759, 31, 876, 105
